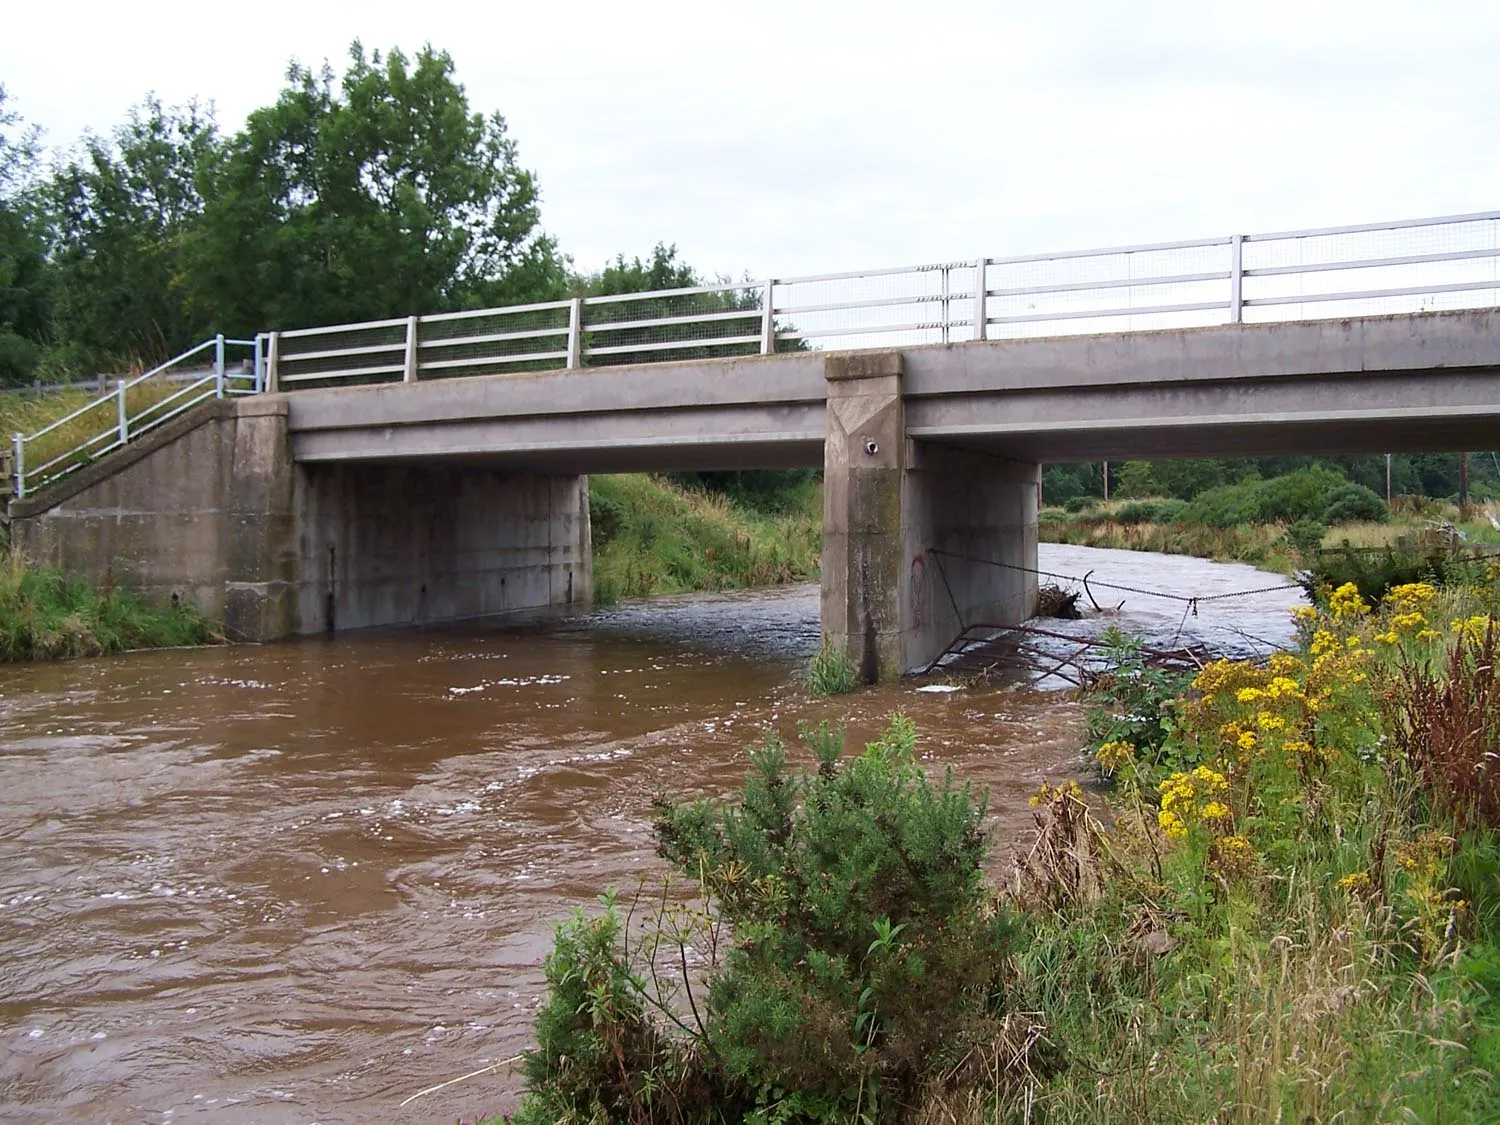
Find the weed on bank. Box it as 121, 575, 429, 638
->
0, 550, 221, 660
498, 565, 1500, 1123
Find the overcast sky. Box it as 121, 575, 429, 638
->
4, 0, 1498, 279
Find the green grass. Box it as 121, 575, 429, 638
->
806, 638, 860, 694
0, 550, 222, 660
588, 473, 820, 604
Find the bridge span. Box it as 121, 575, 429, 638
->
10, 209, 1500, 680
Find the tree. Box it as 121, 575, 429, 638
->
191, 42, 565, 334
0, 86, 51, 384
47, 96, 218, 372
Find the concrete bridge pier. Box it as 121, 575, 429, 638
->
821, 352, 1039, 682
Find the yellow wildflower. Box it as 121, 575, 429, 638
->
1256, 711, 1286, 731
1329, 582, 1370, 619
1269, 652, 1304, 676
1451, 616, 1495, 645
1337, 871, 1373, 893
1158, 809, 1187, 839
1209, 834, 1259, 879
1094, 740, 1133, 771
1201, 801, 1231, 822
1386, 582, 1437, 613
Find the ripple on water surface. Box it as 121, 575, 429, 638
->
0, 547, 1301, 1122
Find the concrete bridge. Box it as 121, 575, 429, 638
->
10, 210, 1500, 679
12, 307, 1500, 680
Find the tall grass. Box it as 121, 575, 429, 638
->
0, 550, 221, 660
806, 638, 860, 695
588, 474, 820, 604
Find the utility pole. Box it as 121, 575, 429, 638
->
1386, 453, 1393, 506
1459, 451, 1470, 512
1102, 461, 1110, 502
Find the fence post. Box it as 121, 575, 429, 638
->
266, 332, 281, 394
403, 316, 420, 383
253, 335, 265, 394
11, 433, 22, 501
941, 266, 951, 345
761, 280, 776, 355
116, 379, 128, 447
1229, 234, 1244, 324
214, 333, 226, 398
974, 258, 988, 341
566, 298, 582, 369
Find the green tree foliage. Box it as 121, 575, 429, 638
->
191, 43, 565, 335
47, 97, 219, 372
0, 87, 51, 384
519, 718, 1024, 1122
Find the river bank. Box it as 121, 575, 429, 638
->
0, 550, 221, 660
1040, 497, 1500, 575
500, 567, 1500, 1123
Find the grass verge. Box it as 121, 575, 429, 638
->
0, 550, 222, 660
588, 474, 820, 605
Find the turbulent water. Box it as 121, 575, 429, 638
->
0, 546, 1305, 1123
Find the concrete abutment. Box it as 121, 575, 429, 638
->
821, 352, 1039, 682
10, 399, 591, 641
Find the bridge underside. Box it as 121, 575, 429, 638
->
10, 308, 1500, 680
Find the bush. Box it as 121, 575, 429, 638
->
1285, 517, 1327, 558
1113, 498, 1191, 525
1038, 506, 1069, 523
1187, 468, 1380, 529
1302, 545, 1461, 606
1186, 481, 1262, 528
517, 719, 1029, 1123
1322, 481, 1389, 525
1254, 465, 1348, 524
1063, 496, 1097, 514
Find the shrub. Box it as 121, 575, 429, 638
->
1186, 480, 1262, 528
1303, 545, 1460, 607
1286, 517, 1328, 558
1038, 506, 1069, 522
1113, 498, 1191, 525
1322, 481, 1389, 525
1063, 495, 1097, 514
1254, 465, 1348, 524
516, 719, 1030, 1123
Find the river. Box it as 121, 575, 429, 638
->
0, 545, 1304, 1123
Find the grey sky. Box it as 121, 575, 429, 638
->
5, 0, 1498, 280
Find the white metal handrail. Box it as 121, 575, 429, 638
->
11, 334, 259, 499
9, 210, 1499, 499
255, 208, 1499, 391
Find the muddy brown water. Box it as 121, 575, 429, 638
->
0, 546, 1305, 1123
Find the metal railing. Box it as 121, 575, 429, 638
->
258, 209, 1500, 389
9, 210, 1499, 499
10, 335, 260, 499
